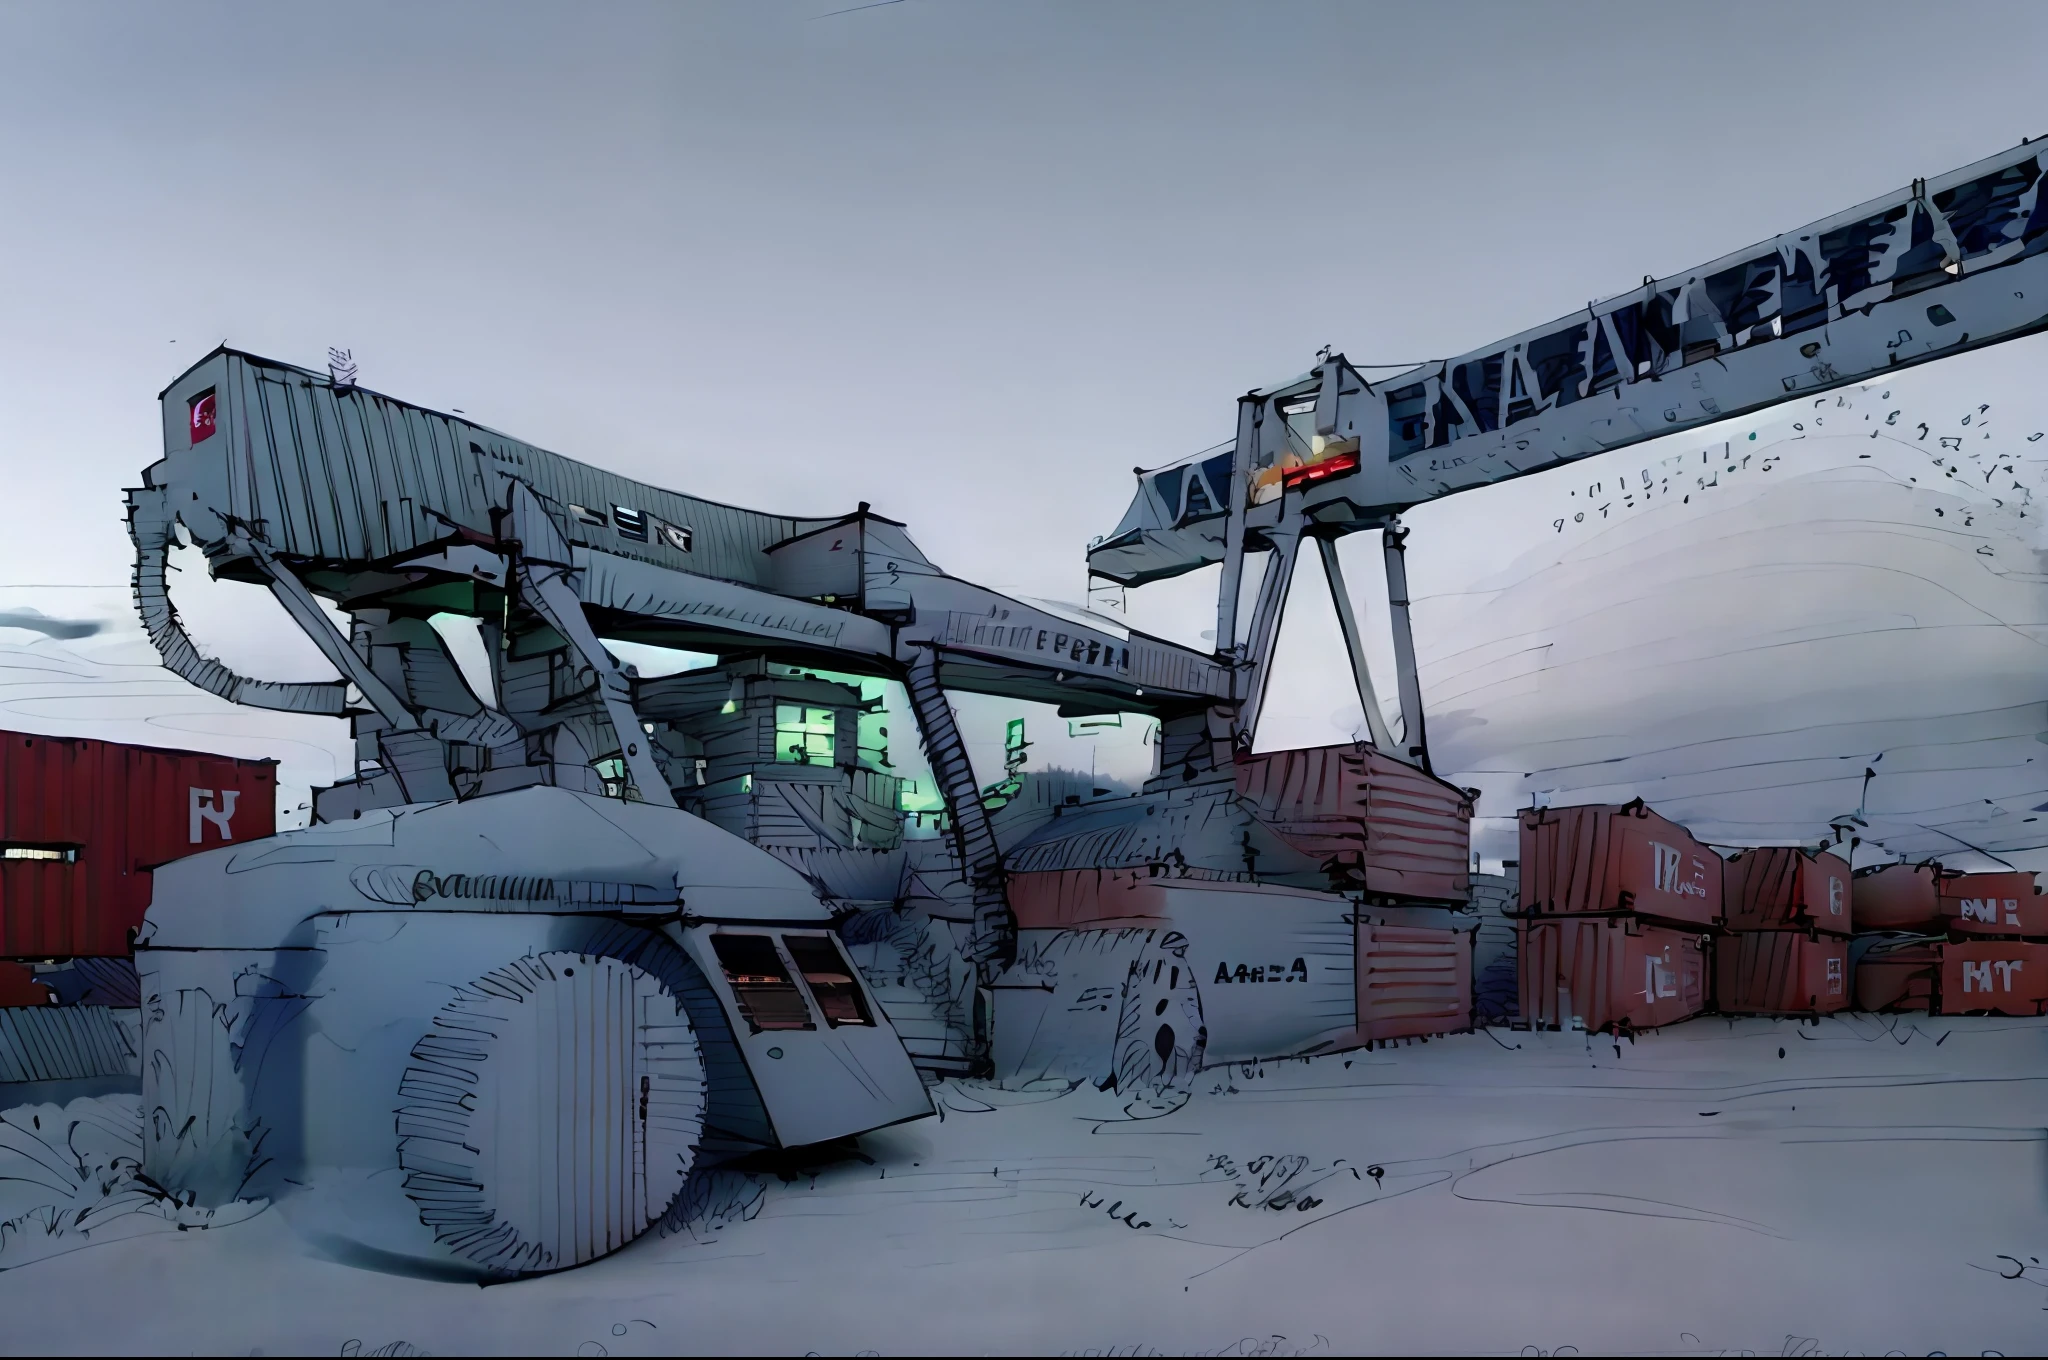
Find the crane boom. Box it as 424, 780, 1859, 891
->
1090, 136, 2048, 587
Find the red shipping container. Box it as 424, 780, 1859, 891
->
1517, 800, 1721, 929
0, 730, 276, 958
1854, 938, 1941, 1013
0, 963, 53, 1007
1938, 940, 2048, 1016
1724, 847, 1852, 937
1519, 917, 1707, 1033
1850, 863, 1944, 933
1356, 923, 1471, 1041
1937, 871, 2048, 939
1234, 743, 1472, 903
1716, 931, 1850, 1016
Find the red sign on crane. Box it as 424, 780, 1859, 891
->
189, 390, 216, 444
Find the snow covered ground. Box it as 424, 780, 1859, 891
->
0, 1015, 2042, 1357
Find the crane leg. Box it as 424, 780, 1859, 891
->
1234, 528, 1301, 753
1382, 523, 1431, 773
1316, 537, 1396, 754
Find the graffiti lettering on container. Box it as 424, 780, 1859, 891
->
1960, 897, 2024, 927
1643, 955, 1680, 1001
1213, 958, 1311, 985
188, 787, 240, 845
1963, 959, 2026, 992
1648, 841, 1709, 898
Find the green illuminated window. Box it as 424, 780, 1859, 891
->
775, 704, 835, 765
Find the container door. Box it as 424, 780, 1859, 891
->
1358, 924, 1471, 1041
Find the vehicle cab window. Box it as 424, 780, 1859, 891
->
784, 934, 874, 1027
710, 933, 814, 1032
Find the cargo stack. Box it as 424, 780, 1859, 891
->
1935, 869, 2048, 1016
1847, 862, 2048, 1015
1718, 847, 1852, 1017
1515, 800, 1719, 1034
1848, 863, 1945, 1013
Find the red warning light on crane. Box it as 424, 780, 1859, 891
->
1281, 450, 1359, 490
189, 390, 217, 444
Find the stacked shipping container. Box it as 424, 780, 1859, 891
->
1505, 799, 2048, 1031
1848, 863, 2048, 1015
1848, 864, 1942, 1013
1717, 847, 1852, 1017
1515, 801, 1719, 1033
1934, 869, 2046, 1015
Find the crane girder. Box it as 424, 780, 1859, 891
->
1090, 136, 2048, 586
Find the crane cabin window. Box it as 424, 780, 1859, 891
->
710, 933, 815, 1032
775, 705, 835, 765
784, 934, 874, 1027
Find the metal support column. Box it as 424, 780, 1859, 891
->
1235, 523, 1301, 752
1213, 394, 1260, 658
1381, 522, 1431, 773
1316, 536, 1396, 754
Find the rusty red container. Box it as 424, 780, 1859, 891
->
0, 963, 53, 1007
1724, 847, 1852, 937
1234, 743, 1472, 903
1937, 871, 2048, 939
1356, 922, 1471, 1041
1938, 939, 2048, 1016
1517, 800, 1722, 929
1854, 938, 1941, 1012
0, 730, 276, 958
1851, 863, 1944, 933
1715, 930, 1849, 1016
1519, 917, 1707, 1033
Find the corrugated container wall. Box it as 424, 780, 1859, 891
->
1850, 863, 1944, 933
0, 731, 276, 957
1724, 847, 1852, 936
1939, 940, 2048, 1016
1519, 918, 1707, 1033
1234, 744, 1473, 903
1517, 801, 1722, 929
1356, 924, 1472, 1041
1938, 871, 2048, 938
1854, 938, 1942, 1012
1715, 931, 1850, 1017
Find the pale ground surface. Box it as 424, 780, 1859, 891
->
0, 1016, 2042, 1357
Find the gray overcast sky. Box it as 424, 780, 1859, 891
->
5, 0, 2047, 593
9, 0, 2048, 858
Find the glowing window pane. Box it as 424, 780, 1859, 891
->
775, 704, 836, 765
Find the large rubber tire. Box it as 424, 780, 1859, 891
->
1112, 930, 1206, 1115
396, 951, 707, 1275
